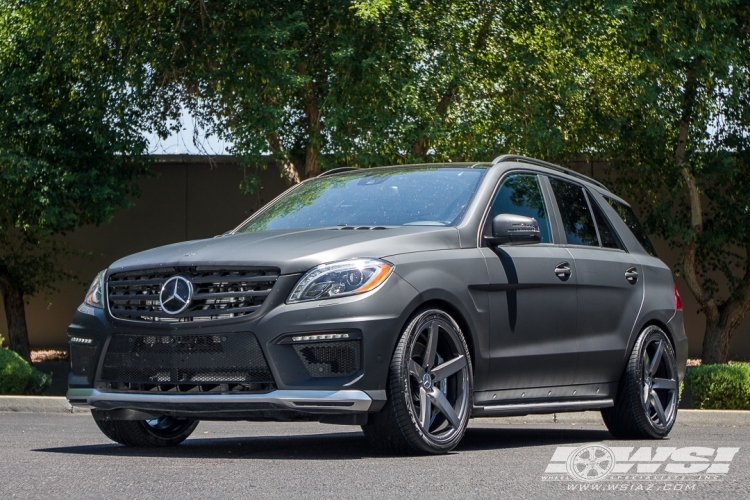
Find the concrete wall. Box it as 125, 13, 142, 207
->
5, 155, 750, 359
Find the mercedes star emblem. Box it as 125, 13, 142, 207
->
159, 276, 193, 315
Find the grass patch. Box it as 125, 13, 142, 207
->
685, 362, 750, 410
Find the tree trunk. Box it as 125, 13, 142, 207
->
702, 317, 732, 365
267, 132, 301, 186
303, 86, 322, 179
0, 269, 31, 363
702, 244, 750, 364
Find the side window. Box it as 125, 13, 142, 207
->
485, 173, 552, 243
606, 197, 658, 257
588, 195, 621, 249
549, 177, 598, 246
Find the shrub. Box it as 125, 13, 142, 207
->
686, 363, 750, 410
0, 346, 52, 395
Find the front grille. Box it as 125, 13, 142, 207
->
107, 267, 279, 322
70, 344, 98, 382
99, 333, 275, 393
293, 341, 361, 378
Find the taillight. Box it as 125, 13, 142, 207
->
674, 283, 683, 311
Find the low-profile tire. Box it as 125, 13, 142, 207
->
94, 415, 199, 447
602, 325, 679, 439
362, 309, 473, 455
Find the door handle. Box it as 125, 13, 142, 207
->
555, 262, 572, 280
625, 267, 639, 284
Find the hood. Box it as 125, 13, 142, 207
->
109, 226, 460, 275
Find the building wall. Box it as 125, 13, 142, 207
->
1, 156, 287, 348
6, 156, 750, 359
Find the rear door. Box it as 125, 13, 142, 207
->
481, 172, 579, 391
546, 177, 644, 385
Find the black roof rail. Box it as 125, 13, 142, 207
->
491, 154, 607, 190
317, 167, 358, 178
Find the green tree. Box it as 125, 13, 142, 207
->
0, 1, 161, 360
137, 1, 580, 188
575, 0, 750, 363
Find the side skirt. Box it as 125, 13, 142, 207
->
472, 399, 614, 418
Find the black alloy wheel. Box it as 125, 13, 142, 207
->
95, 416, 199, 447
362, 309, 473, 455
602, 326, 678, 439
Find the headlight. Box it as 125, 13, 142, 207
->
84, 270, 106, 308
288, 258, 394, 303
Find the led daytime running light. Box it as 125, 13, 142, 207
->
69, 337, 93, 344
291, 333, 350, 342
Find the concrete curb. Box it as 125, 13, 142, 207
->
0, 396, 88, 414
1, 397, 749, 426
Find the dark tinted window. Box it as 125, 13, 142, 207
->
606, 197, 658, 257
549, 178, 598, 246
588, 195, 621, 249
238, 167, 487, 232
486, 173, 552, 243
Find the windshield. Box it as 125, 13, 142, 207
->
237, 166, 488, 232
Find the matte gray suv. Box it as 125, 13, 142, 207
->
67, 155, 687, 454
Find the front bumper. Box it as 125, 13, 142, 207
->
67, 272, 421, 418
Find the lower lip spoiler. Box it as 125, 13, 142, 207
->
67, 388, 373, 413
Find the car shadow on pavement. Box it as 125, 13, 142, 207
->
33, 426, 612, 460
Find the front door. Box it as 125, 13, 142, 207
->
482, 172, 579, 391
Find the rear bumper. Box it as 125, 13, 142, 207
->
67, 387, 374, 416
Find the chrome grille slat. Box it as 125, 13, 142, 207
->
108, 293, 160, 301
107, 267, 279, 323
192, 289, 272, 300
189, 275, 277, 284
112, 304, 263, 319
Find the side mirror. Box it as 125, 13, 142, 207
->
485, 214, 541, 246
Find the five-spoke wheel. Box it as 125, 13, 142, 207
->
602, 325, 678, 439
362, 309, 473, 454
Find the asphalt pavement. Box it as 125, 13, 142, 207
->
1, 410, 749, 499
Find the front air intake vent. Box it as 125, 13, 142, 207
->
107, 267, 279, 323
99, 333, 275, 393
70, 344, 99, 383
293, 341, 361, 378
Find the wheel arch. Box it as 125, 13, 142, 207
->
402, 298, 477, 376
616, 316, 679, 393
628, 316, 677, 359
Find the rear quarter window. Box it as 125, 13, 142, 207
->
606, 197, 658, 257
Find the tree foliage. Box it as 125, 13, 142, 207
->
0, 0, 159, 360
566, 0, 750, 363
125, 1, 596, 189
1, 0, 748, 364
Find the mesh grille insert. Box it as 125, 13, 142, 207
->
293, 341, 361, 378
107, 267, 279, 323
99, 333, 275, 393
70, 344, 98, 382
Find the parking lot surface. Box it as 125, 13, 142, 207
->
1, 411, 749, 499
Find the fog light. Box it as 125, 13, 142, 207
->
291, 333, 350, 342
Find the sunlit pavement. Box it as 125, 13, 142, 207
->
1, 411, 748, 499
